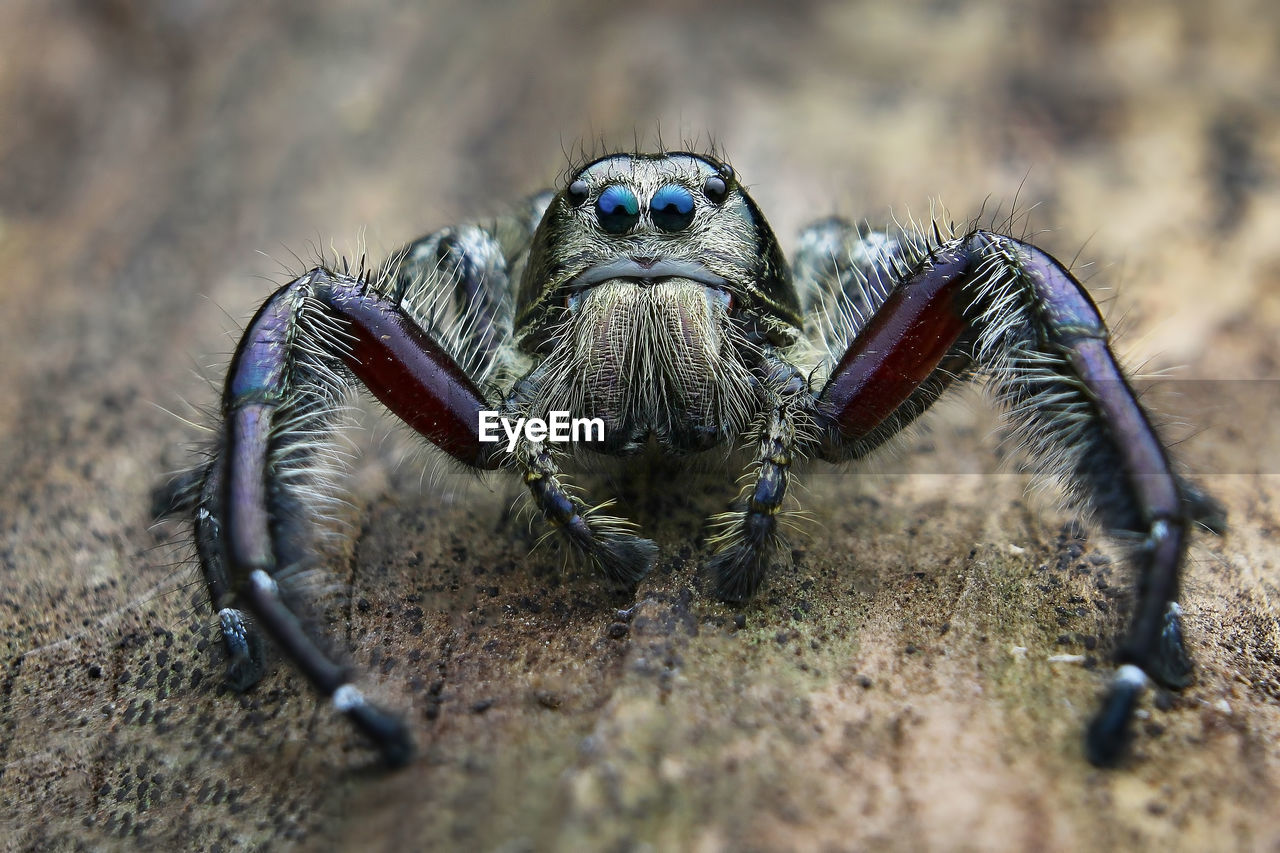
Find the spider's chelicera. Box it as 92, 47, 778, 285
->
161, 151, 1224, 768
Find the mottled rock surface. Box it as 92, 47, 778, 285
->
2, 1, 1278, 849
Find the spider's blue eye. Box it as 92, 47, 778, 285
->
595, 184, 640, 234
651, 184, 696, 232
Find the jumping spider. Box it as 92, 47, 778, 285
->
161, 150, 1225, 768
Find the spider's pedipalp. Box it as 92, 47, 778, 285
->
706, 354, 814, 602
515, 439, 658, 587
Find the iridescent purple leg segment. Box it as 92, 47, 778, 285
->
212, 268, 501, 765
814, 231, 1211, 765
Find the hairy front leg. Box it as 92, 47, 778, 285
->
812, 227, 1224, 765
197, 265, 502, 765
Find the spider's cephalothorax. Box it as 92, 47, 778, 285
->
516, 153, 796, 456
160, 150, 1225, 770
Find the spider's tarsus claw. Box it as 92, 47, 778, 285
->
224, 651, 266, 693
335, 685, 414, 768
150, 467, 207, 519
1183, 482, 1228, 536
708, 542, 770, 604
218, 607, 267, 691
1086, 664, 1147, 767
1149, 602, 1194, 689
359, 709, 414, 769
595, 535, 659, 588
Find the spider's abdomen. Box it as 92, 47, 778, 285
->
536, 279, 758, 455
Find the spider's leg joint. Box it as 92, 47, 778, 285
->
332, 683, 366, 712
249, 568, 278, 596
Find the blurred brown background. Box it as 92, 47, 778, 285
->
2, 0, 1279, 850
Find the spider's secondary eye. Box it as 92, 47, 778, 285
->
702, 174, 729, 204
651, 184, 696, 232
595, 184, 640, 234
566, 179, 590, 206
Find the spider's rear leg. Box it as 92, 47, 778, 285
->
696, 217, 967, 602
194, 458, 268, 691
150, 457, 267, 690
793, 216, 906, 325
812, 228, 1223, 766
704, 218, 929, 602
384, 190, 553, 382
152, 458, 271, 690
388, 225, 513, 382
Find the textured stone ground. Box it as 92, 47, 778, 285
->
1, 1, 1278, 850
